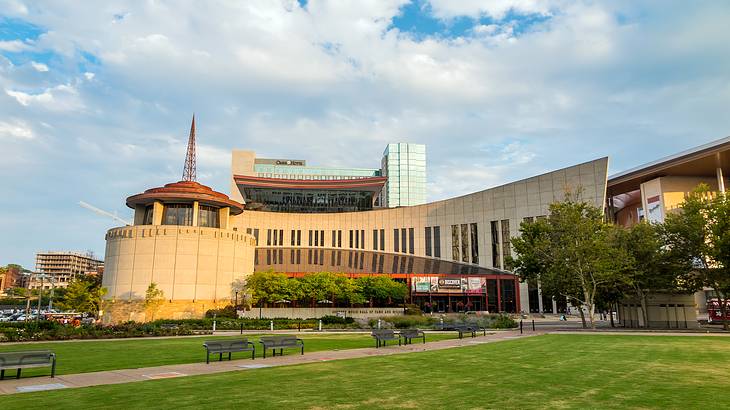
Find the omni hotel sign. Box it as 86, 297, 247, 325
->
275, 159, 305, 166
412, 277, 487, 294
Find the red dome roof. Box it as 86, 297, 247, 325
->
126, 181, 244, 215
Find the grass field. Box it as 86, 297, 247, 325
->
0, 332, 457, 376
3, 334, 729, 409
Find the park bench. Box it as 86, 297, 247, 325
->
259, 336, 304, 358
436, 323, 487, 339
0, 350, 56, 380
399, 329, 426, 345
203, 339, 255, 364
371, 329, 400, 348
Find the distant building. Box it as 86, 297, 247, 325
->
0, 265, 23, 292
32, 251, 104, 290
381, 143, 427, 207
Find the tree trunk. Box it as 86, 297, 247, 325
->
609, 304, 615, 328
578, 307, 586, 329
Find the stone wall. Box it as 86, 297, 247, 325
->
103, 299, 231, 323
237, 307, 406, 319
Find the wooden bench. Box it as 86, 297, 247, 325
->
399, 329, 426, 345
437, 323, 487, 339
259, 336, 304, 358
0, 350, 56, 380
371, 329, 400, 348
203, 339, 255, 364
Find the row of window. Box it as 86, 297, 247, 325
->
250, 217, 548, 269
144, 204, 220, 228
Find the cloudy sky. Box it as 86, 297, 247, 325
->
1, 0, 729, 268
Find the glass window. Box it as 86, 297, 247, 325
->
401, 228, 406, 254
451, 225, 459, 261
373, 230, 378, 251
501, 219, 511, 264
292, 230, 296, 246
470, 223, 479, 264
491, 221, 501, 268
361, 230, 365, 249
433, 226, 441, 258
380, 229, 385, 251
320, 230, 324, 247
460, 224, 469, 263
350, 230, 354, 248
143, 205, 154, 225
267, 229, 272, 246
162, 204, 193, 226
393, 229, 399, 253
425, 227, 432, 257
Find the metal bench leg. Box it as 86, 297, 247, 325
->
251, 348, 255, 360
16, 369, 21, 379
1, 369, 4, 380
301, 346, 304, 355
280, 348, 283, 356
206, 352, 210, 364
228, 352, 232, 361
219, 353, 223, 362
52, 357, 56, 378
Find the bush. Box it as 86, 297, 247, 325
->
403, 304, 422, 316
0, 320, 203, 342
205, 305, 238, 319
490, 315, 517, 329
319, 315, 355, 325
379, 315, 438, 329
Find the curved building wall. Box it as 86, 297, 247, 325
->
102, 225, 255, 322
232, 158, 609, 312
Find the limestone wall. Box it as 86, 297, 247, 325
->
103, 225, 255, 308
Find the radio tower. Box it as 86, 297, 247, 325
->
182, 114, 197, 182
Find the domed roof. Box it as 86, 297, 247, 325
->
126, 181, 244, 215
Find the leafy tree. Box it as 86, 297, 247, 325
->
608, 222, 691, 327
144, 283, 165, 321
510, 192, 628, 328
663, 185, 730, 330
244, 270, 292, 306
58, 277, 107, 316
298, 272, 338, 307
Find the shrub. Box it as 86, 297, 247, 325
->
205, 305, 238, 319
490, 314, 517, 329
319, 315, 355, 325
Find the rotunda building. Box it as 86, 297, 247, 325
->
102, 118, 255, 323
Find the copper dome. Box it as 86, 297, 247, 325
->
126, 181, 244, 215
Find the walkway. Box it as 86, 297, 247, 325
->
0, 330, 541, 395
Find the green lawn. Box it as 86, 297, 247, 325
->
0, 332, 457, 376
3, 334, 730, 409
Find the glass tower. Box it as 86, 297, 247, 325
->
381, 143, 426, 207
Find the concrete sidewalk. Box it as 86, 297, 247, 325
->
0, 330, 541, 395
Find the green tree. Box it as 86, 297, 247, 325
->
663, 185, 730, 330
58, 278, 107, 316
244, 270, 292, 306
144, 283, 165, 321
298, 272, 338, 307
608, 222, 691, 327
510, 192, 628, 328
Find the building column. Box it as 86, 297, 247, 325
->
718, 167, 726, 193
152, 201, 164, 225
552, 297, 558, 314
537, 281, 544, 313
192, 201, 199, 226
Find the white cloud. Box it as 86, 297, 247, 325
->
0, 119, 35, 140
428, 0, 556, 20
31, 61, 49, 72
0, 39, 30, 52
5, 84, 84, 111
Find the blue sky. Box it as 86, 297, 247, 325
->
1, 0, 729, 268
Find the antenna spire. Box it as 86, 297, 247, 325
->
182, 114, 197, 181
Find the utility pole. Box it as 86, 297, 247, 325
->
36, 274, 44, 324
48, 273, 56, 311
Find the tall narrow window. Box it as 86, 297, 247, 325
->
360, 230, 365, 249
355, 230, 359, 249
393, 229, 399, 253
198, 205, 219, 228
314, 230, 319, 247
309, 230, 313, 247
320, 230, 324, 247
434, 226, 441, 258
451, 225, 460, 261
408, 228, 414, 254
379, 229, 385, 251
291, 230, 296, 246
332, 231, 336, 248
491, 221, 501, 268
280, 230, 284, 246
267, 229, 272, 246
401, 228, 406, 254
460, 224, 469, 263
470, 223, 479, 264
373, 230, 378, 251
425, 227, 432, 257
253, 229, 259, 245
338, 230, 342, 248
349, 230, 354, 248
273, 229, 278, 246
143, 205, 154, 225
501, 219, 511, 263
297, 230, 301, 246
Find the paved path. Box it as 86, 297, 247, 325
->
0, 330, 542, 395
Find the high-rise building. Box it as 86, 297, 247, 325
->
33, 251, 103, 289
381, 143, 427, 207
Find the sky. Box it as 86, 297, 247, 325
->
1, 0, 729, 269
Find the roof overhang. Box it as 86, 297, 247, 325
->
607, 136, 730, 196
234, 175, 387, 193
